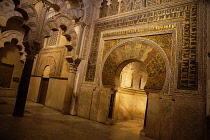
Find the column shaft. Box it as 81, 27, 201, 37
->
62, 63, 77, 114
13, 57, 34, 117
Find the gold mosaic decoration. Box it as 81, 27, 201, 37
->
102, 40, 166, 89
103, 24, 176, 38
142, 34, 172, 63
102, 34, 171, 88
103, 38, 126, 60
87, 2, 198, 90
145, 52, 166, 89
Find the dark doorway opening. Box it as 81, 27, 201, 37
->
38, 78, 49, 105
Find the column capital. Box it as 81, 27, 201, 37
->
23, 39, 41, 56
66, 55, 81, 64
68, 62, 78, 73
111, 88, 118, 93
66, 55, 81, 73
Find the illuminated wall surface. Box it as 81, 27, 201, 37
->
0, 0, 209, 139
86, 1, 201, 91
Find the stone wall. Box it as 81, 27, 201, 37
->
77, 85, 94, 118
0, 88, 17, 97
27, 76, 42, 102
171, 95, 204, 139
6, 0, 206, 139
79, 0, 207, 139
76, 85, 112, 124
145, 92, 161, 139
114, 89, 147, 121
0, 43, 23, 89
97, 87, 112, 123
45, 78, 67, 110
27, 45, 68, 112
145, 92, 205, 139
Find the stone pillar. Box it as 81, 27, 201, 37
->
76, 22, 86, 55
140, 92, 149, 136
13, 55, 34, 117
62, 59, 80, 114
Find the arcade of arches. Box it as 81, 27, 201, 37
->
0, 0, 210, 139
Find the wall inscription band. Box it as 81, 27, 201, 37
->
103, 24, 177, 38
86, 2, 197, 91
178, 3, 197, 90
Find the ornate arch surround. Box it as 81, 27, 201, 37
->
43, 15, 77, 48
39, 56, 57, 77
100, 37, 171, 93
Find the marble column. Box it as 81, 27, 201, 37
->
62, 62, 78, 114
140, 92, 149, 135
13, 55, 34, 117
108, 89, 117, 118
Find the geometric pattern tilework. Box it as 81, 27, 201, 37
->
48, 31, 59, 46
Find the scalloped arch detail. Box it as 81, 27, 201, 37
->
43, 15, 77, 48
0, 30, 26, 63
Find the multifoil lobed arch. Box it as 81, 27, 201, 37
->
43, 15, 78, 48
0, 30, 26, 63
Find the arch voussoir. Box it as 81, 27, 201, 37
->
101, 37, 170, 94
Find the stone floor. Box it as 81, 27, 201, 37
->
0, 97, 153, 140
